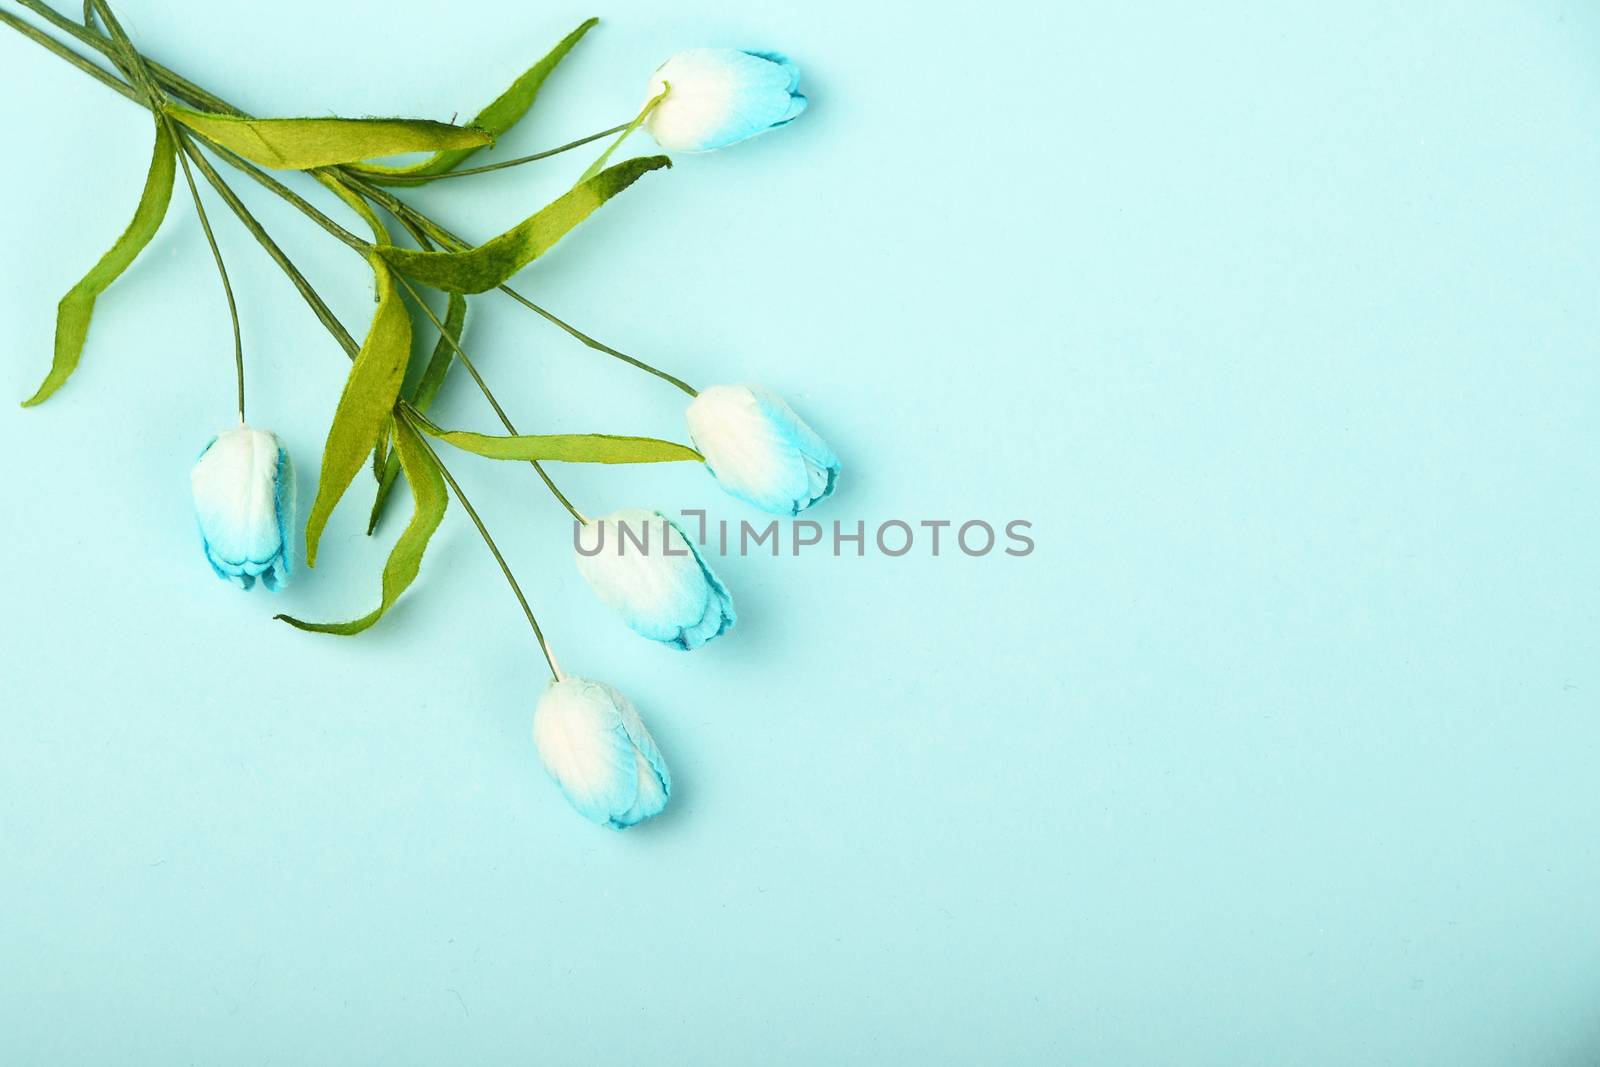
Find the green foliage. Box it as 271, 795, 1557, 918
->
303, 253, 413, 566
377, 156, 670, 293
24, 117, 175, 406
279, 418, 447, 634
369, 293, 468, 533
166, 106, 491, 170
348, 18, 600, 181
420, 420, 703, 464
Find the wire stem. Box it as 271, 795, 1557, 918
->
0, 7, 132, 100
377, 123, 629, 184
18, 0, 240, 115
499, 285, 698, 396
576, 89, 665, 185
405, 414, 559, 680
182, 145, 361, 358
220, 153, 369, 252
81, 0, 246, 421
174, 134, 246, 421
391, 272, 588, 524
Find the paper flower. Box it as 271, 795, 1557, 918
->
10, 9, 846, 833
533, 678, 671, 829
686, 384, 839, 515
645, 49, 808, 153
575, 508, 735, 651
190, 426, 296, 591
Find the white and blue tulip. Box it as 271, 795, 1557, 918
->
190, 426, 296, 592
575, 508, 735, 651
645, 49, 807, 153
533, 678, 671, 830
686, 384, 840, 515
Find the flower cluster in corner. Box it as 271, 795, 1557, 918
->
6, 2, 836, 832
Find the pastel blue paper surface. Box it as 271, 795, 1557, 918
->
2, 1, 1599, 1063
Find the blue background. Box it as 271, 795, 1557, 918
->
3, 1, 1600, 1062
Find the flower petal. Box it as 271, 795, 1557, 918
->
612, 696, 671, 827
533, 679, 641, 826
645, 49, 806, 152
260, 443, 297, 592
686, 385, 839, 515
192, 427, 294, 588
575, 509, 735, 649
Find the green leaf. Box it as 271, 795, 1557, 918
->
303, 253, 413, 566
316, 169, 396, 522
24, 117, 175, 406
377, 156, 670, 293
279, 418, 447, 635
407, 294, 469, 415
369, 293, 467, 534
370, 413, 392, 487
369, 447, 401, 535
347, 18, 599, 182
165, 105, 492, 170
419, 420, 703, 464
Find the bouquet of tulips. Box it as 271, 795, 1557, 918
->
3, 0, 840, 829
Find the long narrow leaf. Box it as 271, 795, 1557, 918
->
369, 293, 467, 533
304, 175, 413, 563
377, 156, 670, 293
278, 418, 447, 635
304, 254, 412, 565
166, 105, 492, 170
24, 118, 175, 406
348, 18, 599, 182
420, 421, 702, 464
407, 295, 469, 416
315, 170, 402, 529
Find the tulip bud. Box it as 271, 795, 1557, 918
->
533, 678, 671, 829
190, 426, 296, 591
575, 508, 735, 651
645, 49, 807, 153
686, 384, 840, 515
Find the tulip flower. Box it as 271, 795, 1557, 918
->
190, 426, 296, 591
645, 49, 808, 153
575, 508, 735, 650
686, 384, 839, 515
533, 678, 671, 829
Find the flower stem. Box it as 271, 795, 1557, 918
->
0, 7, 132, 101
378, 123, 629, 184
404, 413, 559, 680
498, 284, 699, 397
576, 88, 665, 184
174, 134, 246, 421
18, 0, 238, 115
181, 144, 362, 358
391, 271, 588, 524
218, 151, 369, 252
83, 0, 150, 92
80, 1, 247, 422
